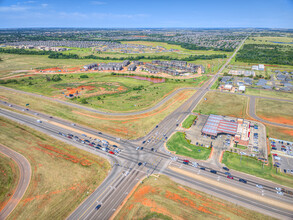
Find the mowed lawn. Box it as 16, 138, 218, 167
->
222, 152, 293, 188
114, 175, 274, 220
193, 92, 248, 118
0, 88, 196, 139
256, 99, 293, 126
0, 116, 110, 219
0, 153, 20, 212
167, 132, 210, 160
182, 115, 197, 129
1, 72, 204, 112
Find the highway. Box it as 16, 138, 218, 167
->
1, 36, 293, 219
0, 144, 31, 220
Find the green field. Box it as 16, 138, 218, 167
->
182, 115, 197, 129
0, 116, 110, 219
246, 88, 293, 100
0, 72, 207, 112
245, 36, 293, 46
233, 144, 247, 150
193, 92, 248, 118
222, 152, 293, 188
0, 152, 20, 211
115, 175, 274, 220
0, 88, 196, 139
167, 132, 211, 160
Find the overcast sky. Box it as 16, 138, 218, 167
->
0, 0, 292, 28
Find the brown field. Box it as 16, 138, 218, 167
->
0, 116, 110, 219
114, 175, 274, 220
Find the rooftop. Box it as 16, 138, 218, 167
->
202, 115, 238, 136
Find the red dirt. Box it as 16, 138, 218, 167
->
258, 114, 293, 126
283, 129, 293, 136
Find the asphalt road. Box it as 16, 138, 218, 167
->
0, 144, 31, 220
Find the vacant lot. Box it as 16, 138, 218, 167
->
1, 72, 206, 112
0, 153, 19, 212
182, 115, 197, 129
256, 99, 293, 126
245, 36, 293, 46
246, 88, 293, 100
114, 175, 273, 220
0, 116, 110, 219
0, 88, 196, 139
167, 132, 211, 160
266, 126, 293, 142
193, 92, 248, 118
222, 152, 293, 188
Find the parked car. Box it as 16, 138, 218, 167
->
151, 148, 154, 151
256, 184, 263, 189
223, 167, 229, 171
227, 175, 233, 179
138, 162, 142, 166
239, 179, 247, 184
200, 167, 205, 170
109, 151, 115, 155
277, 191, 284, 196
225, 172, 231, 176
210, 170, 217, 174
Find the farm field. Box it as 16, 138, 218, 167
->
246, 88, 293, 100
222, 152, 293, 188
114, 175, 273, 220
245, 36, 293, 45
255, 99, 293, 126
0, 152, 20, 212
193, 92, 248, 118
0, 72, 207, 112
0, 116, 110, 219
0, 88, 196, 139
167, 132, 211, 160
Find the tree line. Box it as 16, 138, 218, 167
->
0, 48, 226, 61
235, 44, 293, 65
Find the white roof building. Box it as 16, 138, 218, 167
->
239, 85, 246, 91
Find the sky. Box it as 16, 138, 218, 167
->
0, 0, 292, 28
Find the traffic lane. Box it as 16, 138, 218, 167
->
171, 162, 293, 204
0, 145, 31, 219
164, 169, 293, 220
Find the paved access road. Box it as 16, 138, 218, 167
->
0, 144, 31, 219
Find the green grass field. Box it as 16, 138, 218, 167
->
222, 152, 293, 188
0, 88, 196, 139
246, 88, 293, 100
182, 115, 197, 129
233, 144, 247, 150
1, 72, 207, 112
114, 175, 274, 220
193, 92, 248, 118
0, 116, 110, 219
0, 152, 20, 212
167, 132, 210, 160
245, 36, 293, 46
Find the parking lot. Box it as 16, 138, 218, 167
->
270, 138, 293, 175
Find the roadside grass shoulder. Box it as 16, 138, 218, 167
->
222, 152, 293, 188
167, 132, 210, 160
114, 175, 274, 220
233, 144, 247, 150
0, 153, 20, 211
182, 115, 197, 129
0, 116, 110, 219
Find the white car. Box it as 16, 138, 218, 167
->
277, 191, 283, 196
275, 187, 281, 191
136, 147, 139, 150
256, 184, 263, 189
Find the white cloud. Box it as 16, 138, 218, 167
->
41, 3, 48, 8
0, 5, 29, 12
91, 1, 106, 5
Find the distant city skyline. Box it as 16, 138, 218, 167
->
0, 0, 292, 28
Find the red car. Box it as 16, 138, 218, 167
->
271, 145, 276, 148
89, 144, 94, 147
227, 175, 234, 179
183, 159, 190, 163
272, 153, 278, 156
281, 145, 286, 148
109, 151, 115, 155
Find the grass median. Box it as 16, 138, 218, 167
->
114, 175, 274, 220
222, 152, 293, 188
0, 116, 110, 219
182, 115, 197, 129
167, 132, 210, 160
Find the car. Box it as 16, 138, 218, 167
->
82, 134, 87, 137
277, 191, 284, 196
109, 151, 115, 155
239, 179, 247, 183
224, 172, 231, 176
200, 167, 205, 170
284, 169, 287, 173
291, 170, 293, 174
176, 124, 179, 126
143, 162, 147, 166
98, 132, 102, 134
156, 125, 159, 128
58, 132, 62, 135
9, 104, 12, 107
37, 119, 42, 123
113, 145, 118, 148
275, 187, 281, 191
138, 162, 142, 166
210, 170, 217, 174
34, 112, 39, 115
142, 141, 146, 144
256, 184, 263, 189
272, 153, 278, 156
165, 137, 168, 140
223, 167, 229, 171
89, 144, 93, 146
140, 147, 143, 150
227, 175, 233, 179
151, 148, 154, 151
95, 204, 101, 210
49, 116, 53, 119
71, 123, 76, 126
